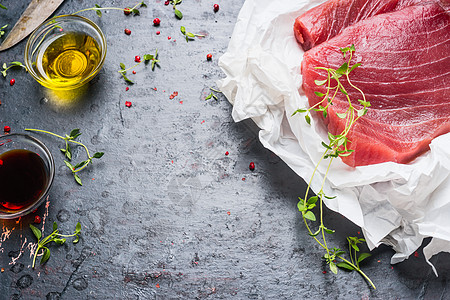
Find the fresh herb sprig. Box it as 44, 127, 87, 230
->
293, 45, 375, 289
170, 0, 183, 19
72, 1, 146, 17
119, 49, 160, 83
205, 87, 222, 100
1, 61, 27, 77
0, 4, 6, 10
0, 24, 7, 37
180, 26, 205, 42
30, 222, 81, 268
25, 128, 104, 186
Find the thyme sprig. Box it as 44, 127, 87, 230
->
0, 24, 7, 37
30, 222, 81, 268
293, 45, 375, 289
72, 1, 147, 17
170, 0, 183, 19
1, 61, 27, 77
25, 128, 104, 186
205, 87, 222, 100
180, 26, 205, 42
118, 49, 159, 83
0, 4, 6, 10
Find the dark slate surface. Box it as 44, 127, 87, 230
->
0, 1, 449, 299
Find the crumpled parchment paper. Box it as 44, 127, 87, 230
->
217, 0, 450, 272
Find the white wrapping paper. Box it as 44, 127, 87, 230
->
217, 0, 450, 270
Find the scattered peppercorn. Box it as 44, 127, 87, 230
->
225, 151, 229, 156
213, 4, 219, 12
34, 215, 41, 224
125, 87, 129, 91
125, 101, 132, 107
132, 70, 136, 74
249, 162, 255, 171
168, 36, 171, 40
164, 0, 170, 5
135, 56, 141, 63
9, 78, 15, 86
124, 7, 131, 15
124, 28, 131, 35
4, 126, 10, 133
156, 31, 161, 35
206, 53, 213, 61
153, 18, 161, 26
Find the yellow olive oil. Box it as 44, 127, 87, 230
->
36, 32, 101, 89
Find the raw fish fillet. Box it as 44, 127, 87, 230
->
300, 0, 450, 167
294, 0, 423, 51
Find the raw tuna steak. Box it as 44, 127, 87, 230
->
294, 0, 424, 51
300, 1, 450, 167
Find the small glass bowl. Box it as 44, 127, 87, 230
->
0, 134, 55, 219
24, 15, 107, 90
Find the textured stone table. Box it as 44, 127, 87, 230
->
0, 0, 449, 299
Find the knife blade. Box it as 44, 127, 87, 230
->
0, 0, 64, 52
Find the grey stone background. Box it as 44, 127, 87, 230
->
0, 0, 449, 299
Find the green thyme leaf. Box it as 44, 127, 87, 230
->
64, 160, 74, 171
329, 261, 338, 274
143, 54, 153, 61
0, 4, 6, 9
53, 222, 58, 232
94, 4, 102, 17
180, 26, 186, 34
30, 225, 42, 240
74, 160, 88, 169
93, 152, 104, 159
75, 222, 81, 233
336, 112, 347, 119
74, 174, 82, 186
336, 262, 355, 271
122, 73, 134, 84
70, 128, 80, 138
323, 226, 335, 234
336, 63, 349, 75
40, 248, 51, 264
303, 211, 316, 221
357, 252, 371, 263
349, 63, 361, 73
314, 79, 327, 86
174, 8, 183, 19
305, 115, 311, 125
309, 228, 320, 237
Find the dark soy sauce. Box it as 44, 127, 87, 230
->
0, 149, 48, 212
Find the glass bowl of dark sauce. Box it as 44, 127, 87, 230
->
0, 134, 55, 219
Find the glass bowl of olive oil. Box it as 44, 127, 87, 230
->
0, 134, 55, 219
25, 15, 107, 90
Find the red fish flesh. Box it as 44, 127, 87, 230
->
299, 0, 450, 167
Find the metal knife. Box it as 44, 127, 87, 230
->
0, 0, 64, 51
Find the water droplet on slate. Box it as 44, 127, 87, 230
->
10, 263, 24, 273
72, 277, 88, 291
16, 274, 33, 289
57, 209, 70, 223
46, 292, 61, 300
